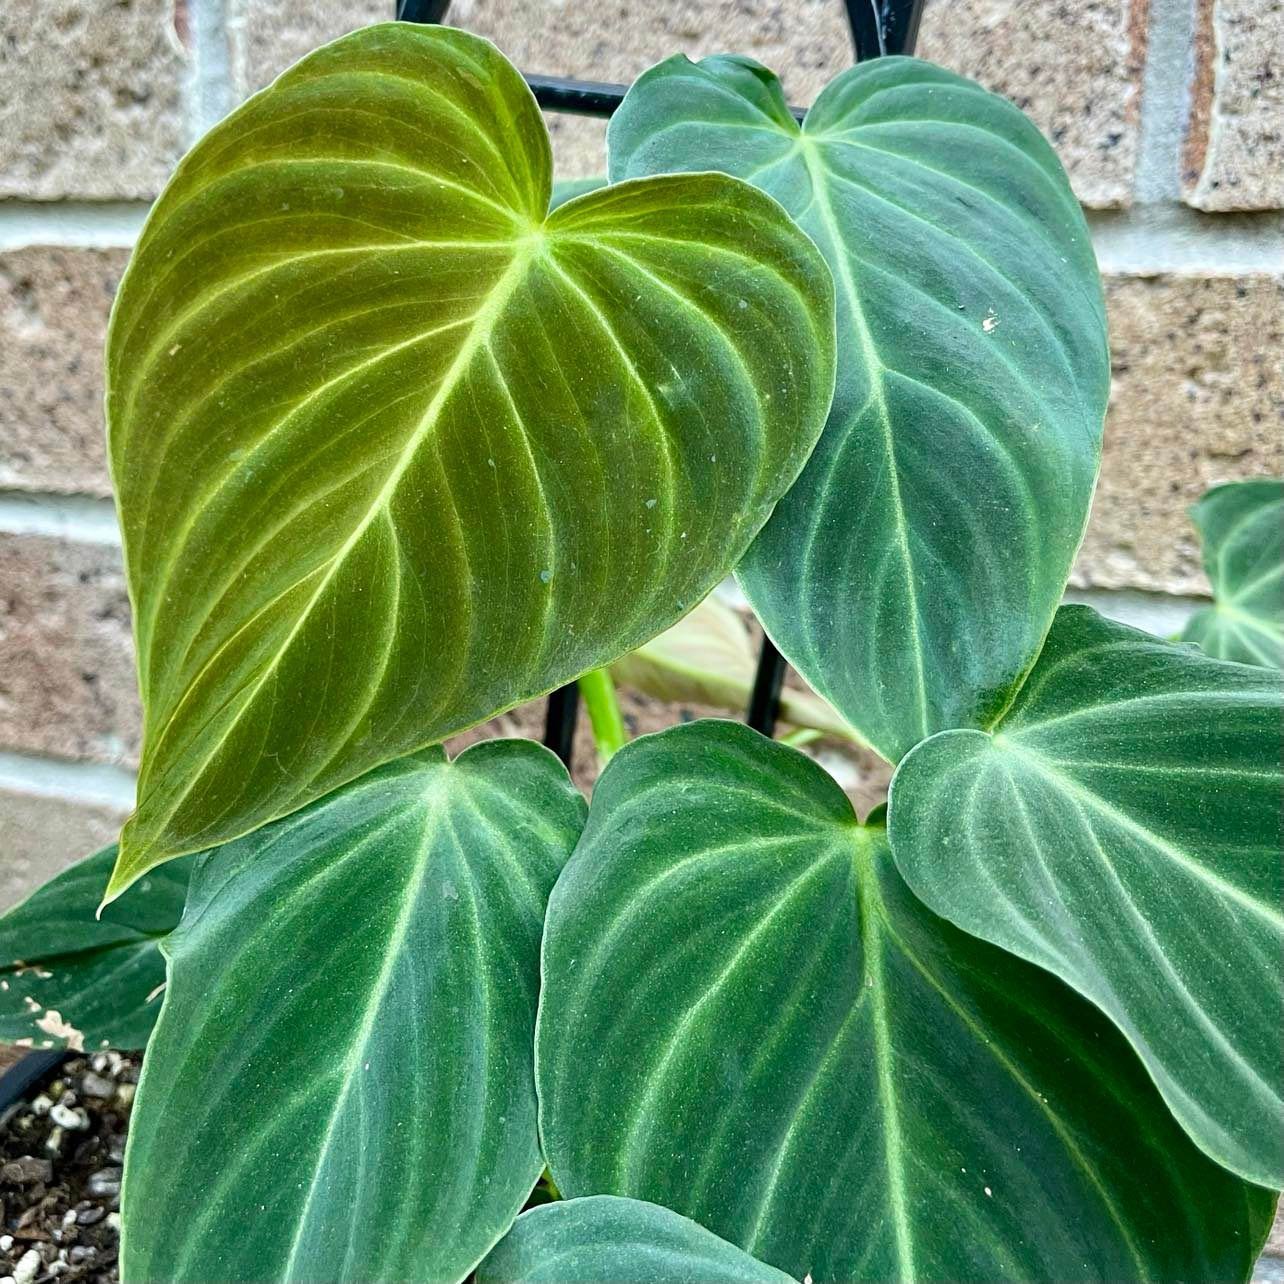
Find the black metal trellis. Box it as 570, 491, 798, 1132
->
398, 0, 925, 769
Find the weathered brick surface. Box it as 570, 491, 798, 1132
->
917, 0, 1146, 208
0, 0, 186, 200
443, 0, 1146, 201
447, 0, 851, 179
0, 536, 140, 767
227, 0, 389, 98
0, 787, 129, 913
1073, 272, 1284, 594
0, 248, 128, 497
1184, 0, 1284, 210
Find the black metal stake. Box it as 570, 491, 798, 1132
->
542, 685, 580, 769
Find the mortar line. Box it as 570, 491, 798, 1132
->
0, 751, 136, 810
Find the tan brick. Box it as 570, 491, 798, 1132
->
916, 0, 1146, 209
447, 0, 851, 179
1184, 0, 1284, 210
0, 248, 128, 497
0, 786, 129, 913
1073, 273, 1284, 594
0, 0, 186, 200
227, 0, 390, 98
0, 535, 140, 767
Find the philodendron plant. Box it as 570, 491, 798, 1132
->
1, 22, 1280, 1284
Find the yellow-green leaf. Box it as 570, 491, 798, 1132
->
106, 24, 835, 897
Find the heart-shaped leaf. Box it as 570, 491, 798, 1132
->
889, 605, 1284, 1188
121, 740, 585, 1283
478, 1196, 797, 1283
0, 846, 189, 1052
611, 595, 860, 742
1182, 479, 1283, 667
106, 23, 835, 897
537, 721, 1272, 1283
610, 54, 1109, 762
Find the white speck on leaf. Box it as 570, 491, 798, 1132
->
645, 498, 657, 509
539, 569, 552, 584
35, 1009, 84, 1051
982, 310, 1000, 333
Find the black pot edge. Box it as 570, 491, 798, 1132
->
0, 1049, 71, 1110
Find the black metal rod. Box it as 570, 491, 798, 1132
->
396, 0, 452, 21
746, 635, 788, 736
542, 685, 580, 770
844, 0, 925, 60
522, 74, 806, 123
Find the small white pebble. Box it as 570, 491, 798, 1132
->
0, 1233, 13, 1251
50, 1103, 88, 1130
62, 1209, 78, 1227
30, 1094, 52, 1116
105, 1213, 121, 1232
13, 1249, 41, 1284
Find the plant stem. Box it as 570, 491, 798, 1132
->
780, 727, 822, 748
577, 668, 628, 766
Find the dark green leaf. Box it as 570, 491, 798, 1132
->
0, 845, 189, 1052
609, 54, 1108, 761
1182, 479, 1283, 667
121, 741, 585, 1283
537, 720, 1271, 1283
889, 605, 1284, 1187
478, 1196, 796, 1283
106, 24, 834, 896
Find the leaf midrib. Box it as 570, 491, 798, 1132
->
798, 138, 931, 746
278, 798, 440, 1278
854, 874, 916, 1281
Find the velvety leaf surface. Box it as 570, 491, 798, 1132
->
1182, 479, 1283, 667
536, 720, 1271, 1283
106, 23, 834, 896
0, 846, 189, 1052
478, 1196, 796, 1283
121, 741, 585, 1283
890, 605, 1284, 1188
610, 54, 1108, 761
611, 595, 859, 742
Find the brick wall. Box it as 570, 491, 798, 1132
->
1, 7, 1281, 850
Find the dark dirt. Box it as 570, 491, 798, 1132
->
0, 1052, 137, 1284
